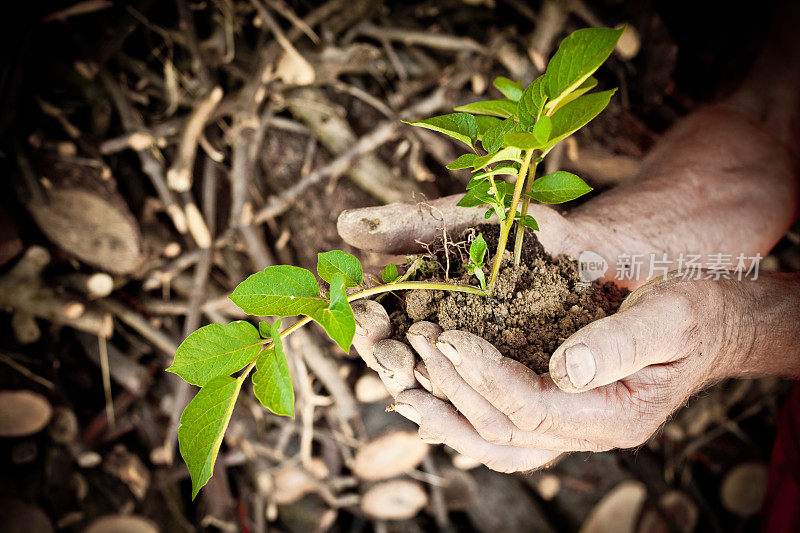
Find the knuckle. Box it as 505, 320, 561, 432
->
476, 420, 514, 446
511, 401, 553, 434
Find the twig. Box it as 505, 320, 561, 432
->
0, 350, 56, 390
98, 299, 179, 356
0, 247, 113, 337
353, 22, 488, 54
175, 0, 214, 89
253, 119, 399, 222
167, 86, 224, 191
42, 0, 113, 23
98, 334, 116, 430
264, 0, 320, 44
101, 72, 188, 234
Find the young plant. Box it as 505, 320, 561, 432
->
466, 233, 488, 290
406, 26, 624, 292
170, 26, 622, 498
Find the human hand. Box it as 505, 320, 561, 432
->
340, 194, 580, 393
393, 275, 737, 471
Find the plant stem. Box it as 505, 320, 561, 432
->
486, 149, 534, 294
513, 157, 539, 266
254, 280, 487, 352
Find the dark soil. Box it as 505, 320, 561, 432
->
389, 224, 629, 373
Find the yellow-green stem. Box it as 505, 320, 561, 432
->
251, 280, 488, 354
487, 150, 534, 294
513, 158, 539, 266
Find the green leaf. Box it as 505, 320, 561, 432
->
457, 184, 497, 208
467, 164, 518, 189
168, 321, 262, 387
178, 375, 242, 499
311, 273, 355, 352
516, 213, 539, 230
544, 89, 616, 151
229, 265, 327, 317
475, 115, 501, 138
504, 132, 544, 151
493, 76, 523, 101
252, 318, 294, 418
532, 115, 552, 143
472, 146, 522, 171
546, 76, 597, 113
454, 99, 517, 119
382, 264, 399, 283
446, 153, 478, 170
469, 233, 488, 266
527, 171, 593, 203
481, 117, 519, 154
518, 76, 547, 127
473, 267, 486, 290
544, 27, 624, 104
317, 250, 363, 288
403, 113, 478, 148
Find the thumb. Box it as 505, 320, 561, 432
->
337, 195, 485, 254
548, 287, 694, 392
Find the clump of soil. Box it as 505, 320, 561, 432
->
389, 224, 628, 374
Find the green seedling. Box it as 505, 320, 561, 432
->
466, 233, 488, 290
170, 26, 623, 498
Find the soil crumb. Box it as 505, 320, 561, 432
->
390, 224, 628, 373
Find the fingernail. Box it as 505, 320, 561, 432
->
406, 332, 432, 361
564, 343, 596, 389
393, 402, 420, 424
414, 365, 432, 391
435, 340, 462, 366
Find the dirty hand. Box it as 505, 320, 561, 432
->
339, 195, 581, 470
339, 193, 579, 388
396, 276, 739, 470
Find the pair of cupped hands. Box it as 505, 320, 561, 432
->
337, 196, 729, 472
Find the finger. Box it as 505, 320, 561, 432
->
351, 300, 392, 371
434, 330, 628, 446
337, 195, 485, 254
548, 289, 693, 392
394, 388, 561, 473
413, 361, 447, 399
410, 327, 601, 451
372, 339, 418, 397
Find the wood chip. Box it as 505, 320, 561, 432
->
0, 390, 53, 438
361, 479, 428, 520
352, 431, 429, 481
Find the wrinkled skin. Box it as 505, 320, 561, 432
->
337, 20, 800, 470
